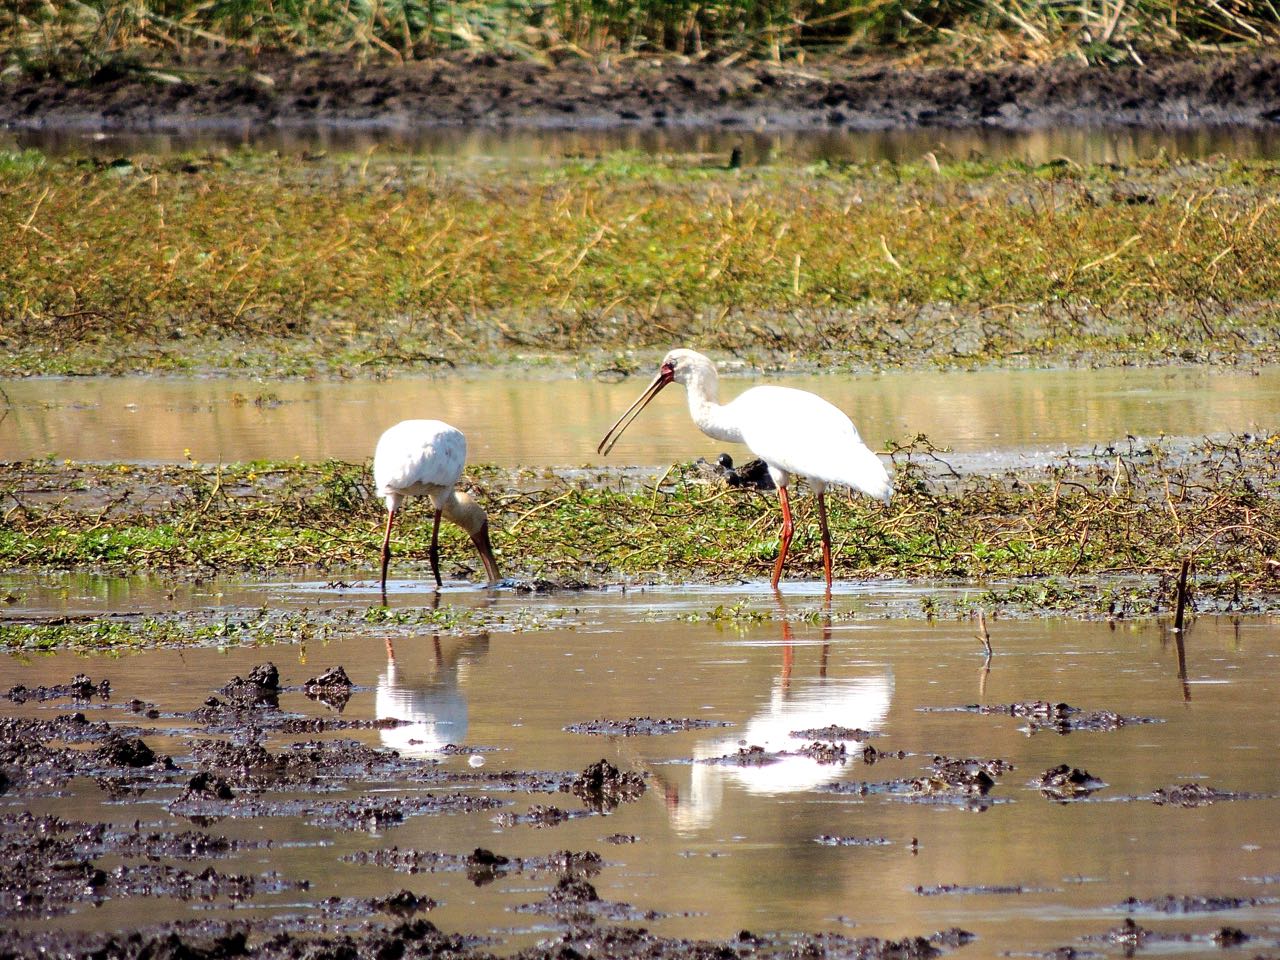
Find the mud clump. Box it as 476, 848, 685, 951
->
821, 755, 1013, 810
0, 816, 308, 921
916, 883, 1046, 896
0, 920, 484, 960
569, 759, 646, 811
1214, 927, 1251, 946
221, 663, 280, 707
1098, 917, 1154, 948
453, 769, 575, 793
515, 875, 664, 922
93, 734, 167, 769
1117, 894, 1278, 913
463, 849, 511, 885
912, 756, 1012, 797
3, 712, 122, 743
565, 717, 732, 736
815, 835, 891, 847
182, 772, 237, 801
703, 744, 784, 766
1, 718, 172, 789
377, 889, 437, 916
549, 876, 600, 904
1147, 783, 1258, 806
496, 804, 591, 828
344, 846, 603, 887
1086, 916, 1253, 950
5, 674, 110, 704
169, 788, 505, 830
304, 665, 353, 710
0, 920, 976, 960
860, 745, 908, 763
798, 741, 847, 764
304, 665, 352, 691
1033, 764, 1106, 799
935, 700, 1160, 734
791, 724, 879, 741
188, 675, 286, 729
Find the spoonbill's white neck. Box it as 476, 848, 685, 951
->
677, 356, 744, 445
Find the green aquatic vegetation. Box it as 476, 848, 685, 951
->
969, 578, 1165, 618
679, 602, 771, 624
0, 601, 579, 651
2, 434, 1279, 619
3, 152, 1280, 376
0, 609, 329, 651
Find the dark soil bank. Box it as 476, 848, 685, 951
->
0, 664, 977, 960
5, 50, 1280, 133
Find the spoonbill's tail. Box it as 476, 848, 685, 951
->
842, 443, 893, 504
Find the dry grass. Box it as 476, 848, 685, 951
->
2, 0, 1277, 75
2, 151, 1280, 375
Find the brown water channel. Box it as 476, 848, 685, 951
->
5, 366, 1280, 469
7, 123, 1280, 166
4, 576, 1280, 957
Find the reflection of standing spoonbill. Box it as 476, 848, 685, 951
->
598, 349, 892, 591
377, 632, 490, 757
374, 420, 500, 595
648, 598, 893, 834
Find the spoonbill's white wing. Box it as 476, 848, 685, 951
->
729, 386, 892, 501
373, 420, 467, 499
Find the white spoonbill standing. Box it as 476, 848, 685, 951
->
373, 419, 500, 595
598, 349, 892, 592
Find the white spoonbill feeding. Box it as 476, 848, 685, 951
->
373, 419, 500, 594
597, 349, 892, 591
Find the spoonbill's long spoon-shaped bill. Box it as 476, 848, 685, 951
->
373, 419, 500, 595
598, 361, 676, 456
598, 349, 892, 591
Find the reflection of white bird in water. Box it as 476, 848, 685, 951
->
598, 349, 892, 591
656, 608, 893, 834
670, 674, 894, 833
376, 635, 489, 757
373, 419, 500, 595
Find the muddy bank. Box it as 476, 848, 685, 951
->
4, 50, 1280, 134
0, 922, 975, 960
5, 655, 1276, 956
0, 660, 985, 957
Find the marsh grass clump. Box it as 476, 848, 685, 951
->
4, 152, 1280, 377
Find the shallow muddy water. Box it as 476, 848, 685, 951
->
7, 123, 1280, 166
4, 576, 1280, 956
4, 366, 1280, 469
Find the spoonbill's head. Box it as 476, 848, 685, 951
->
442, 490, 501, 586
597, 349, 714, 456
658, 348, 717, 384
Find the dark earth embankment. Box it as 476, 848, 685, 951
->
5, 50, 1280, 133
